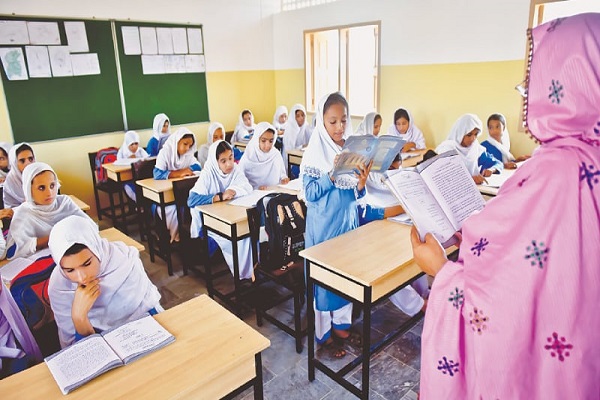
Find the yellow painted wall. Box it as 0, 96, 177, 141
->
274, 59, 538, 158
0, 70, 276, 218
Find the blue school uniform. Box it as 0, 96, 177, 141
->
146, 137, 160, 157
477, 147, 503, 173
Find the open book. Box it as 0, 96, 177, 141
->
385, 150, 485, 247
45, 315, 175, 395
333, 135, 405, 177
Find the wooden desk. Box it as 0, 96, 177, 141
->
287, 148, 304, 177
99, 227, 145, 252
0, 295, 270, 400
102, 162, 133, 182
233, 141, 248, 152
300, 220, 426, 399
67, 195, 90, 211
401, 148, 429, 168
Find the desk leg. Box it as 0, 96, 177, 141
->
287, 154, 292, 178
159, 193, 173, 276
201, 214, 215, 299
231, 225, 241, 317
306, 260, 316, 381
361, 287, 373, 400
254, 353, 264, 400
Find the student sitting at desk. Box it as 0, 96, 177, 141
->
146, 113, 171, 157
354, 112, 383, 136
386, 108, 426, 152
0, 142, 12, 184
238, 122, 289, 190
198, 122, 225, 168
117, 130, 149, 202
230, 109, 256, 144
153, 128, 201, 243
282, 104, 309, 176
481, 113, 531, 169
272, 105, 288, 136
48, 215, 162, 348
2, 143, 36, 215
7, 162, 90, 260
301, 92, 372, 358
435, 114, 502, 185
188, 140, 254, 281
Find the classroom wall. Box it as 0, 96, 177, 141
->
272, 0, 537, 157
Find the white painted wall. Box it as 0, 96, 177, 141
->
273, 0, 531, 69
0, 0, 279, 71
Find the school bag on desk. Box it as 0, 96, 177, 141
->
256, 193, 306, 276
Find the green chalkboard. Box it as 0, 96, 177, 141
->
0, 16, 123, 143
115, 21, 209, 131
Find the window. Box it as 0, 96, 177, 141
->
304, 23, 380, 116
282, 0, 340, 12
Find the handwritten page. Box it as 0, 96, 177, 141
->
71, 53, 101, 76
141, 55, 165, 75
0, 48, 28, 80
25, 46, 52, 78
228, 190, 274, 207
171, 28, 188, 54
27, 21, 60, 45
48, 46, 73, 77
187, 28, 203, 54
64, 21, 89, 53
140, 27, 158, 55
164, 55, 186, 74
121, 26, 141, 55
184, 54, 205, 73
0, 20, 29, 45
156, 28, 174, 54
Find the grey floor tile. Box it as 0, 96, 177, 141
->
261, 330, 306, 375
385, 331, 422, 370
262, 361, 334, 400
402, 389, 419, 400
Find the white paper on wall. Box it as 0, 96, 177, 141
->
141, 55, 165, 74
25, 46, 52, 78
164, 55, 186, 73
27, 21, 61, 45
171, 28, 188, 54
140, 27, 158, 55
187, 28, 203, 54
121, 26, 141, 55
0, 48, 28, 80
184, 54, 205, 73
0, 21, 30, 45
71, 53, 100, 76
64, 21, 89, 53
157, 28, 174, 54
48, 46, 73, 77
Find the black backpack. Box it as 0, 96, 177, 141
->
256, 193, 306, 271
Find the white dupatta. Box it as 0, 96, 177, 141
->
435, 114, 483, 176
239, 122, 287, 189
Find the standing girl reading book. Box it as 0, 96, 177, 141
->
3, 143, 35, 210
238, 122, 289, 189
147, 113, 171, 157
197, 122, 225, 167
188, 140, 254, 281
413, 14, 600, 398
386, 108, 426, 152
481, 113, 531, 169
0, 142, 12, 184
301, 92, 371, 357
153, 128, 201, 242
48, 216, 162, 348
231, 109, 256, 144
8, 162, 90, 260
354, 112, 382, 136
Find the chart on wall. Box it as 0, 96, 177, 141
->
0, 16, 209, 143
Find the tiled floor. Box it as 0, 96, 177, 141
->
114, 221, 423, 400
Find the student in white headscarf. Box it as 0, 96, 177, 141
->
153, 127, 201, 243
0, 142, 12, 184
272, 105, 288, 135
7, 162, 90, 260
282, 104, 309, 175
230, 109, 256, 144
239, 122, 289, 189
188, 140, 254, 280
3, 143, 35, 211
117, 130, 149, 202
197, 122, 225, 168
146, 113, 171, 157
48, 215, 162, 348
354, 112, 383, 136
481, 113, 531, 169
386, 108, 426, 152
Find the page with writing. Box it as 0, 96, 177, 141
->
385, 170, 456, 244
102, 315, 175, 364
418, 152, 485, 232
228, 189, 274, 207
44, 335, 122, 395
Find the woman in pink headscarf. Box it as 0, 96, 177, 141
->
412, 13, 600, 399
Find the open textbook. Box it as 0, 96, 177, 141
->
333, 135, 405, 177
385, 150, 485, 247
45, 315, 175, 395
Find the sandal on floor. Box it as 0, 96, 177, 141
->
333, 329, 362, 346
321, 338, 346, 358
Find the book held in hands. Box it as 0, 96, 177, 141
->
44, 315, 175, 395
385, 150, 485, 247
333, 135, 405, 177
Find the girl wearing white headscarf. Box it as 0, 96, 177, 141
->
301, 92, 371, 353
481, 113, 531, 169
3, 143, 35, 209
272, 105, 288, 133
117, 130, 149, 160
48, 215, 162, 348
197, 122, 225, 168
153, 127, 201, 243
354, 112, 382, 136
239, 122, 288, 189
231, 109, 256, 144
7, 162, 90, 260
386, 108, 426, 151
0, 142, 12, 184
188, 140, 254, 280
146, 113, 171, 156
282, 104, 309, 173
